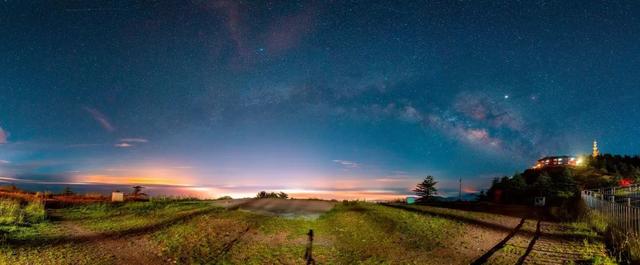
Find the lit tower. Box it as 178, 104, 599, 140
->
592, 140, 600, 158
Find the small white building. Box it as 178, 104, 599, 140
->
111, 191, 124, 202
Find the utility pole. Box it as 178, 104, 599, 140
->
458, 177, 462, 201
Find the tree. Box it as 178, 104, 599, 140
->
532, 172, 552, 196
256, 191, 289, 199
413, 176, 438, 202
132, 186, 146, 197
62, 186, 74, 196
476, 190, 488, 201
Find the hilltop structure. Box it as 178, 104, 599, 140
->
533, 140, 600, 169
533, 156, 580, 169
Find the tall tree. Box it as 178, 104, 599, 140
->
62, 186, 74, 196
132, 186, 145, 196
413, 176, 438, 202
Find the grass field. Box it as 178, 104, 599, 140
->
0, 198, 616, 265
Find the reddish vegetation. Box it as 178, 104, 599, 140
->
619, 178, 633, 187
0, 190, 39, 202
0, 189, 108, 207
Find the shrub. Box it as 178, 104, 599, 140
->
0, 199, 22, 224
0, 199, 46, 225
585, 211, 609, 234
255, 191, 288, 199
629, 238, 640, 264
24, 201, 46, 223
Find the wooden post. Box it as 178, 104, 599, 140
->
304, 229, 315, 265
458, 177, 462, 202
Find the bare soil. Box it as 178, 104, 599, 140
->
213, 198, 336, 218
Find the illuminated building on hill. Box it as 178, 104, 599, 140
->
532, 140, 599, 169
533, 156, 581, 169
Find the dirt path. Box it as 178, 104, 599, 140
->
385, 204, 609, 265
213, 198, 335, 218
470, 218, 527, 265
483, 219, 608, 265
518, 221, 604, 265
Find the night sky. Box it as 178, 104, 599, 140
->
1, 1, 640, 199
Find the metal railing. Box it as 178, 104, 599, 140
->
582, 187, 640, 235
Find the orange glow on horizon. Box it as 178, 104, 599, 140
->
75, 167, 196, 186
174, 186, 412, 201
78, 174, 192, 186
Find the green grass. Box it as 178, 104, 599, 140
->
149, 202, 463, 264
61, 200, 216, 233
0, 200, 618, 265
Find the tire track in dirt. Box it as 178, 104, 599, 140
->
515, 219, 541, 265
10, 206, 224, 247
470, 218, 526, 265
209, 226, 253, 264
518, 221, 600, 265
52, 211, 167, 265
485, 220, 607, 264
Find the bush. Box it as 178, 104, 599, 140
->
0, 199, 22, 224
0, 199, 46, 225
586, 210, 640, 263
550, 194, 588, 221
584, 211, 609, 234
628, 238, 640, 264
24, 201, 46, 223
255, 191, 288, 199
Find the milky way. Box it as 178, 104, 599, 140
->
1, 1, 640, 199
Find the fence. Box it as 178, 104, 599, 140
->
582, 186, 640, 236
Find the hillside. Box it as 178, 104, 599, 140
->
485, 154, 640, 210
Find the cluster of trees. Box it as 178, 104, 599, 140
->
482, 167, 579, 206
256, 191, 289, 199
482, 154, 640, 205
588, 154, 640, 181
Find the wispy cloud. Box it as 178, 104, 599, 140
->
374, 177, 412, 183
84, 107, 115, 132
0, 160, 9, 164
0, 176, 86, 186
119, 138, 149, 143
0, 126, 7, 144
66, 143, 106, 148
114, 142, 133, 148
114, 138, 149, 148
332, 160, 360, 168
